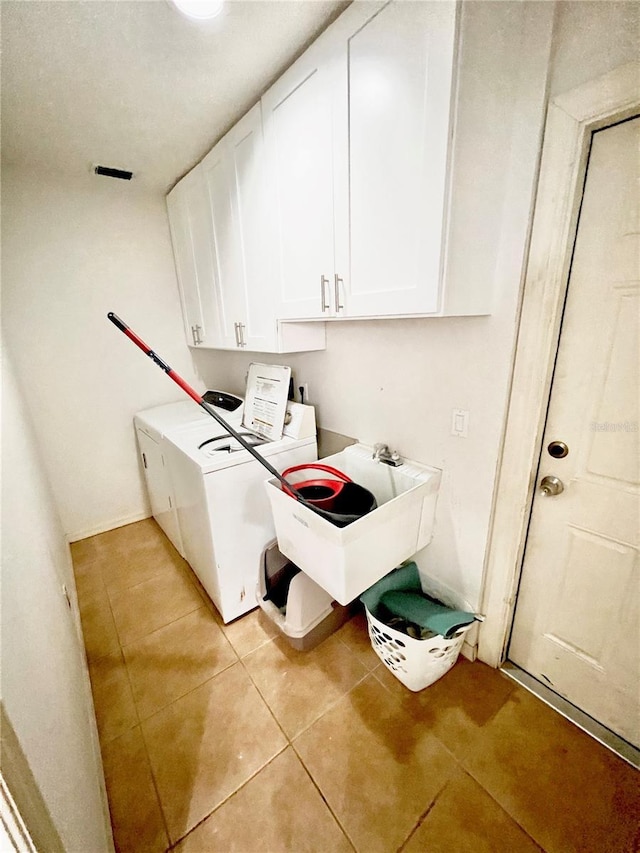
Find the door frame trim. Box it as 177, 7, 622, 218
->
478, 61, 640, 667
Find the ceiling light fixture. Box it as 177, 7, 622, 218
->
170, 0, 224, 21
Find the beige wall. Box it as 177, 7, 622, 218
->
1, 345, 113, 852
549, 0, 638, 96
1, 164, 203, 540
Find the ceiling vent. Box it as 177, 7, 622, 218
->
93, 165, 133, 181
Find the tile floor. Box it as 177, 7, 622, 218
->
72, 519, 639, 853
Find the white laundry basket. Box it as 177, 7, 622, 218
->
361, 562, 475, 692
364, 606, 472, 692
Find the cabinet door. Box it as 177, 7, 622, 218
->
201, 142, 245, 349
345, 1, 457, 317
166, 168, 220, 347
227, 105, 278, 352
262, 38, 338, 320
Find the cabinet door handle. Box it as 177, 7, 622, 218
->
320, 275, 330, 312
234, 322, 247, 347
191, 325, 201, 345
142, 452, 147, 469
334, 274, 344, 312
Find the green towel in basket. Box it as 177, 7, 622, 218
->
379, 590, 476, 639
360, 562, 423, 614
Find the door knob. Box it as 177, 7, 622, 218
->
539, 475, 564, 496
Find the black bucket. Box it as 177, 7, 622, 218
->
297, 483, 339, 503
309, 481, 377, 528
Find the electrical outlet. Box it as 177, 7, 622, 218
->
299, 382, 310, 404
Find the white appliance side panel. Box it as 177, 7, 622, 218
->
135, 428, 184, 556
201, 442, 317, 622
165, 444, 223, 606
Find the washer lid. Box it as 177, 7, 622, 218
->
242, 363, 291, 441
134, 399, 205, 442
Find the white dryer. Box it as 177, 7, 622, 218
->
134, 392, 243, 555
164, 402, 317, 623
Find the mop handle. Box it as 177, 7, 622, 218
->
107, 312, 302, 498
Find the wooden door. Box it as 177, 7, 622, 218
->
509, 117, 640, 747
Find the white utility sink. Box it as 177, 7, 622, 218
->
265, 443, 442, 605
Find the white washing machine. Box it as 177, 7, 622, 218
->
164, 401, 317, 623
134, 392, 244, 556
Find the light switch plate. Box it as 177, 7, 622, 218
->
451, 409, 469, 438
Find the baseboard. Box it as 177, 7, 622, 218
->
461, 639, 477, 662
67, 511, 151, 543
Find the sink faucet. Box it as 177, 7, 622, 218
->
372, 443, 403, 467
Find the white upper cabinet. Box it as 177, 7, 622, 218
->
166, 166, 220, 347
200, 136, 242, 349
228, 107, 282, 352
201, 104, 276, 351
263, 0, 466, 320
346, 1, 457, 317
168, 105, 325, 352
262, 36, 339, 320
168, 0, 484, 347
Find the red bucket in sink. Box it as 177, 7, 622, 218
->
281, 464, 351, 510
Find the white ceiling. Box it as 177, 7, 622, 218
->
1, 0, 348, 193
